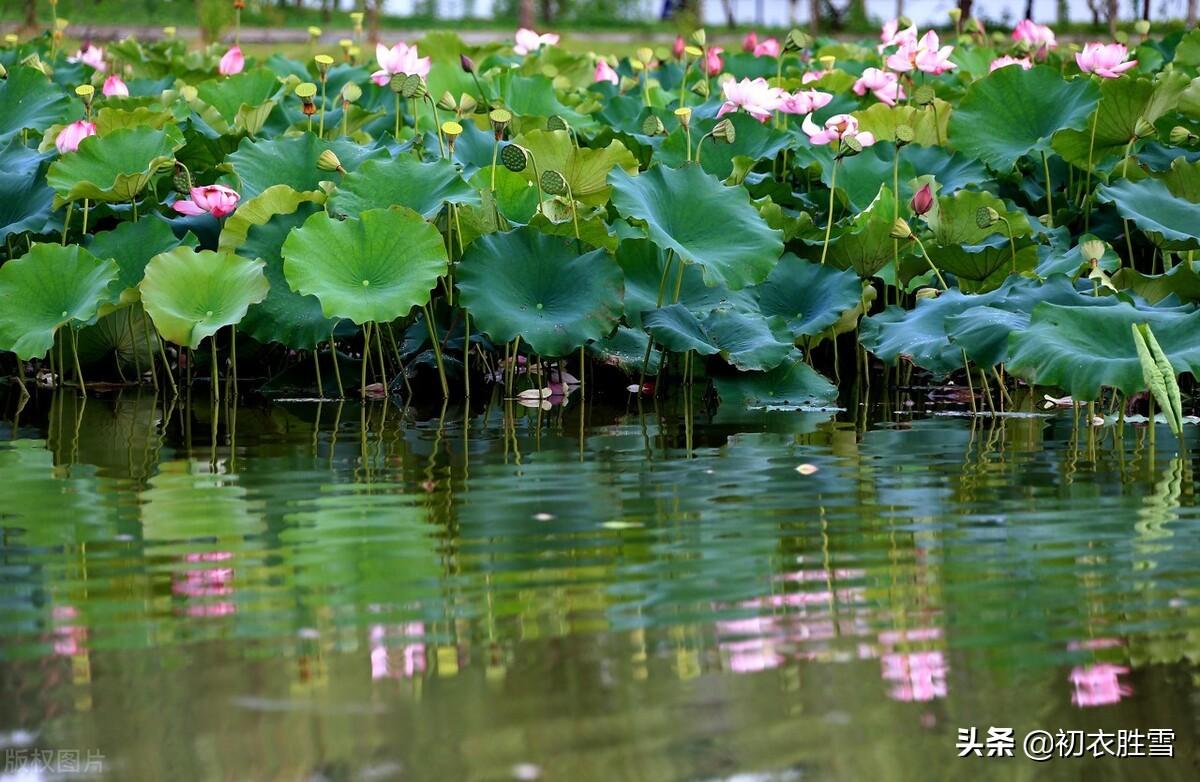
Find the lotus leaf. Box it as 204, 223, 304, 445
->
46, 126, 183, 206
139, 247, 269, 349
328, 156, 479, 219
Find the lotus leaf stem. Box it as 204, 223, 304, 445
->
360, 322, 371, 399
423, 305, 449, 398
819, 158, 839, 266
313, 348, 324, 398
464, 312, 471, 399
126, 308, 142, 383
961, 350, 976, 415
62, 202, 73, 245
910, 234, 949, 290
329, 334, 344, 398
319, 78, 328, 138
1041, 151, 1053, 228
373, 321, 389, 395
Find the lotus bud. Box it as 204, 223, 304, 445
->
690, 29, 707, 48
438, 90, 458, 112
460, 53, 476, 73
1169, 126, 1196, 145
172, 162, 192, 194
163, 26, 176, 39
915, 287, 940, 300
340, 82, 361, 104
674, 106, 692, 128
314, 54, 334, 79
500, 143, 528, 172
1133, 20, 1150, 36
308, 26, 322, 44
317, 149, 345, 174
895, 124, 915, 147
541, 169, 568, 196
711, 118, 735, 144
910, 184, 935, 216
636, 47, 655, 67
912, 85, 935, 106
546, 114, 568, 132
784, 29, 810, 53
684, 45, 703, 58
296, 81, 318, 115
1080, 239, 1106, 264
641, 114, 665, 136
889, 218, 913, 239
976, 206, 1000, 229
818, 55, 836, 71
1133, 117, 1156, 140
489, 108, 512, 139
690, 78, 710, 98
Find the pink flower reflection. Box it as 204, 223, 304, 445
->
173, 551, 235, 617
881, 650, 948, 702
1070, 663, 1132, 707
51, 605, 88, 656
369, 623, 427, 679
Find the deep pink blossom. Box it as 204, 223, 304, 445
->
173, 184, 240, 218
593, 58, 619, 85
55, 120, 96, 154
218, 46, 244, 76
102, 75, 129, 97
753, 38, 781, 58
704, 46, 724, 76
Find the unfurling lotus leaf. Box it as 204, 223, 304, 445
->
713, 351, 838, 408
138, 247, 269, 349
326, 156, 479, 220
0, 243, 119, 360
1131, 323, 1184, 435
456, 227, 624, 357
609, 164, 783, 291
281, 207, 448, 325
513, 129, 638, 206
46, 126, 184, 207
192, 68, 282, 135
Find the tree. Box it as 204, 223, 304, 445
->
809, 0, 820, 34
520, 0, 535, 28
24, 0, 37, 31
1107, 0, 1118, 36
1189, 0, 1198, 26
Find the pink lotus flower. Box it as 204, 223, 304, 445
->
910, 183, 935, 215
55, 120, 97, 154
704, 46, 724, 76
753, 37, 781, 58
173, 184, 240, 218
1076, 42, 1137, 78
989, 55, 1032, 72
801, 69, 830, 84
717, 77, 785, 122
779, 89, 832, 115
218, 45, 244, 76
802, 113, 875, 148
371, 41, 431, 86
673, 36, 686, 60
69, 44, 106, 72
102, 75, 129, 97
1012, 19, 1056, 58
878, 19, 918, 52
1070, 663, 1132, 707
742, 30, 758, 53
853, 67, 906, 106
881, 650, 948, 702
593, 58, 619, 85
888, 30, 957, 75
514, 28, 559, 56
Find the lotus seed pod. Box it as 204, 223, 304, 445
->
1080, 239, 1106, 263
401, 73, 426, 99
818, 55, 836, 71
74, 83, 94, 105
546, 115, 568, 131
317, 149, 344, 173
347, 46, 361, 63
889, 218, 913, 240
172, 164, 192, 194
641, 114, 666, 136
340, 82, 361, 103
975, 206, 1000, 229
389, 73, 406, 93
349, 11, 364, 27
1133, 117, 1157, 140
635, 47, 654, 66
948, 8, 961, 22
690, 29, 707, 48
784, 29, 810, 53
840, 135, 864, 157
437, 91, 457, 111
711, 118, 735, 144
1169, 126, 1196, 145
489, 108, 512, 138
500, 143, 528, 172
314, 54, 334, 77
339, 38, 353, 51
541, 169, 567, 196
295, 82, 318, 99
308, 26, 322, 40
1134, 20, 1150, 35
895, 124, 915, 145
441, 120, 463, 139
674, 107, 692, 127
684, 45, 703, 58
163, 26, 176, 38
912, 85, 935, 106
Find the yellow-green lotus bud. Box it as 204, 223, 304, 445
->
1169, 126, 1196, 145
1133, 117, 1156, 140
636, 47, 655, 66
317, 149, 345, 173
784, 29, 810, 53
976, 206, 1000, 229
457, 93, 477, 114
895, 124, 915, 146
889, 218, 913, 240
641, 114, 665, 136
711, 118, 735, 144
500, 143, 527, 172
541, 169, 567, 196
673, 106, 692, 128
1134, 19, 1150, 36
690, 78, 710, 98
1080, 239, 1106, 263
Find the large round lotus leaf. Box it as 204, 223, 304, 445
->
282, 207, 448, 325
1052, 72, 1190, 169
457, 228, 623, 357
512, 129, 638, 207
615, 237, 757, 327
609, 165, 783, 291
754, 255, 862, 338
71, 305, 159, 373
88, 217, 194, 308
226, 133, 388, 199
713, 352, 838, 408
643, 304, 794, 371
0, 138, 55, 242
46, 126, 183, 206
814, 143, 986, 212
1007, 302, 1200, 400
948, 65, 1098, 171
234, 190, 339, 350
0, 244, 119, 360
194, 68, 281, 125
138, 247, 269, 349
927, 240, 1040, 291
327, 156, 480, 219
0, 66, 71, 145
861, 288, 1008, 376
1096, 178, 1200, 250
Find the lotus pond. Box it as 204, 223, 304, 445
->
2, 12, 1200, 780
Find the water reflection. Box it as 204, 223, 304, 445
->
0, 389, 1197, 779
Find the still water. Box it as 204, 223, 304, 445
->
0, 389, 1197, 780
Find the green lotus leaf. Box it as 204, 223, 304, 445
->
754, 255, 863, 338
817, 144, 986, 212
658, 112, 791, 180
194, 68, 281, 129
0, 244, 119, 360
512, 129, 638, 207
923, 189, 1032, 247
71, 306, 159, 373
327, 156, 480, 220
1052, 72, 1190, 169
45, 126, 183, 206
1111, 262, 1200, 304
0, 139, 55, 242
470, 165, 539, 224
1155, 158, 1200, 202
587, 325, 662, 375
928, 240, 1039, 291
641, 304, 721, 357
281, 207, 448, 325
852, 101, 951, 148
642, 305, 793, 371
88, 217, 195, 308
218, 183, 326, 253
227, 133, 388, 199
0, 66, 71, 145
234, 192, 339, 350
138, 247, 269, 349
948, 65, 1098, 171
456, 228, 623, 357
609, 165, 783, 291
817, 185, 898, 279
494, 71, 586, 127
95, 105, 179, 135
861, 288, 1004, 376
615, 238, 756, 328
1096, 177, 1200, 250
1007, 302, 1200, 399
713, 352, 838, 408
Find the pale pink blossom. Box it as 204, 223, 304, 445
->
778, 89, 832, 115
102, 75, 129, 97
801, 70, 830, 84
753, 38, 781, 58
218, 45, 244, 76
881, 650, 948, 702
802, 113, 875, 148
704, 46, 725, 76
1070, 663, 1132, 707
989, 55, 1032, 72
878, 19, 918, 52
1076, 42, 1137, 78
593, 58, 619, 85
742, 30, 758, 53
1012, 19, 1057, 58
717, 77, 785, 122
914, 31, 957, 75
514, 28, 559, 56
69, 44, 106, 72
370, 623, 428, 680
54, 120, 96, 154
173, 184, 240, 218
371, 41, 431, 86
853, 67, 906, 106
